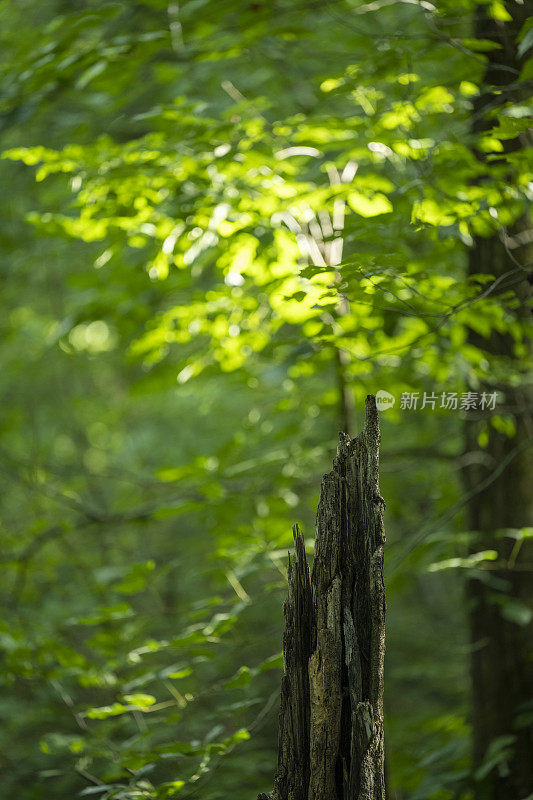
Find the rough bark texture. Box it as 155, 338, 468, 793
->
463, 4, 533, 798
264, 394, 386, 800
272, 524, 313, 800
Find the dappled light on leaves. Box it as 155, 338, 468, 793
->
0, 0, 531, 798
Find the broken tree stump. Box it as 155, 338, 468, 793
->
263, 394, 386, 800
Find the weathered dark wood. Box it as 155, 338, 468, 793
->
263, 394, 386, 800
272, 524, 313, 800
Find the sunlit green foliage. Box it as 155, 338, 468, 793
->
0, 0, 531, 798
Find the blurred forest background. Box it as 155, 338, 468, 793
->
0, 1, 531, 799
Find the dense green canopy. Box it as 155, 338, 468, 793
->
0, 1, 531, 799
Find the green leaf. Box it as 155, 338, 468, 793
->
225, 665, 252, 688
348, 191, 393, 217
114, 560, 156, 594
76, 60, 108, 89
428, 551, 498, 572
258, 652, 284, 672
474, 735, 516, 781
122, 693, 157, 708
461, 38, 503, 52
518, 25, 533, 59
499, 600, 533, 627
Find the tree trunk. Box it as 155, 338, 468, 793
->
261, 394, 386, 800
464, 4, 533, 798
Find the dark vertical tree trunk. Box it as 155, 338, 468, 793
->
464, 3, 533, 798
261, 395, 386, 800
